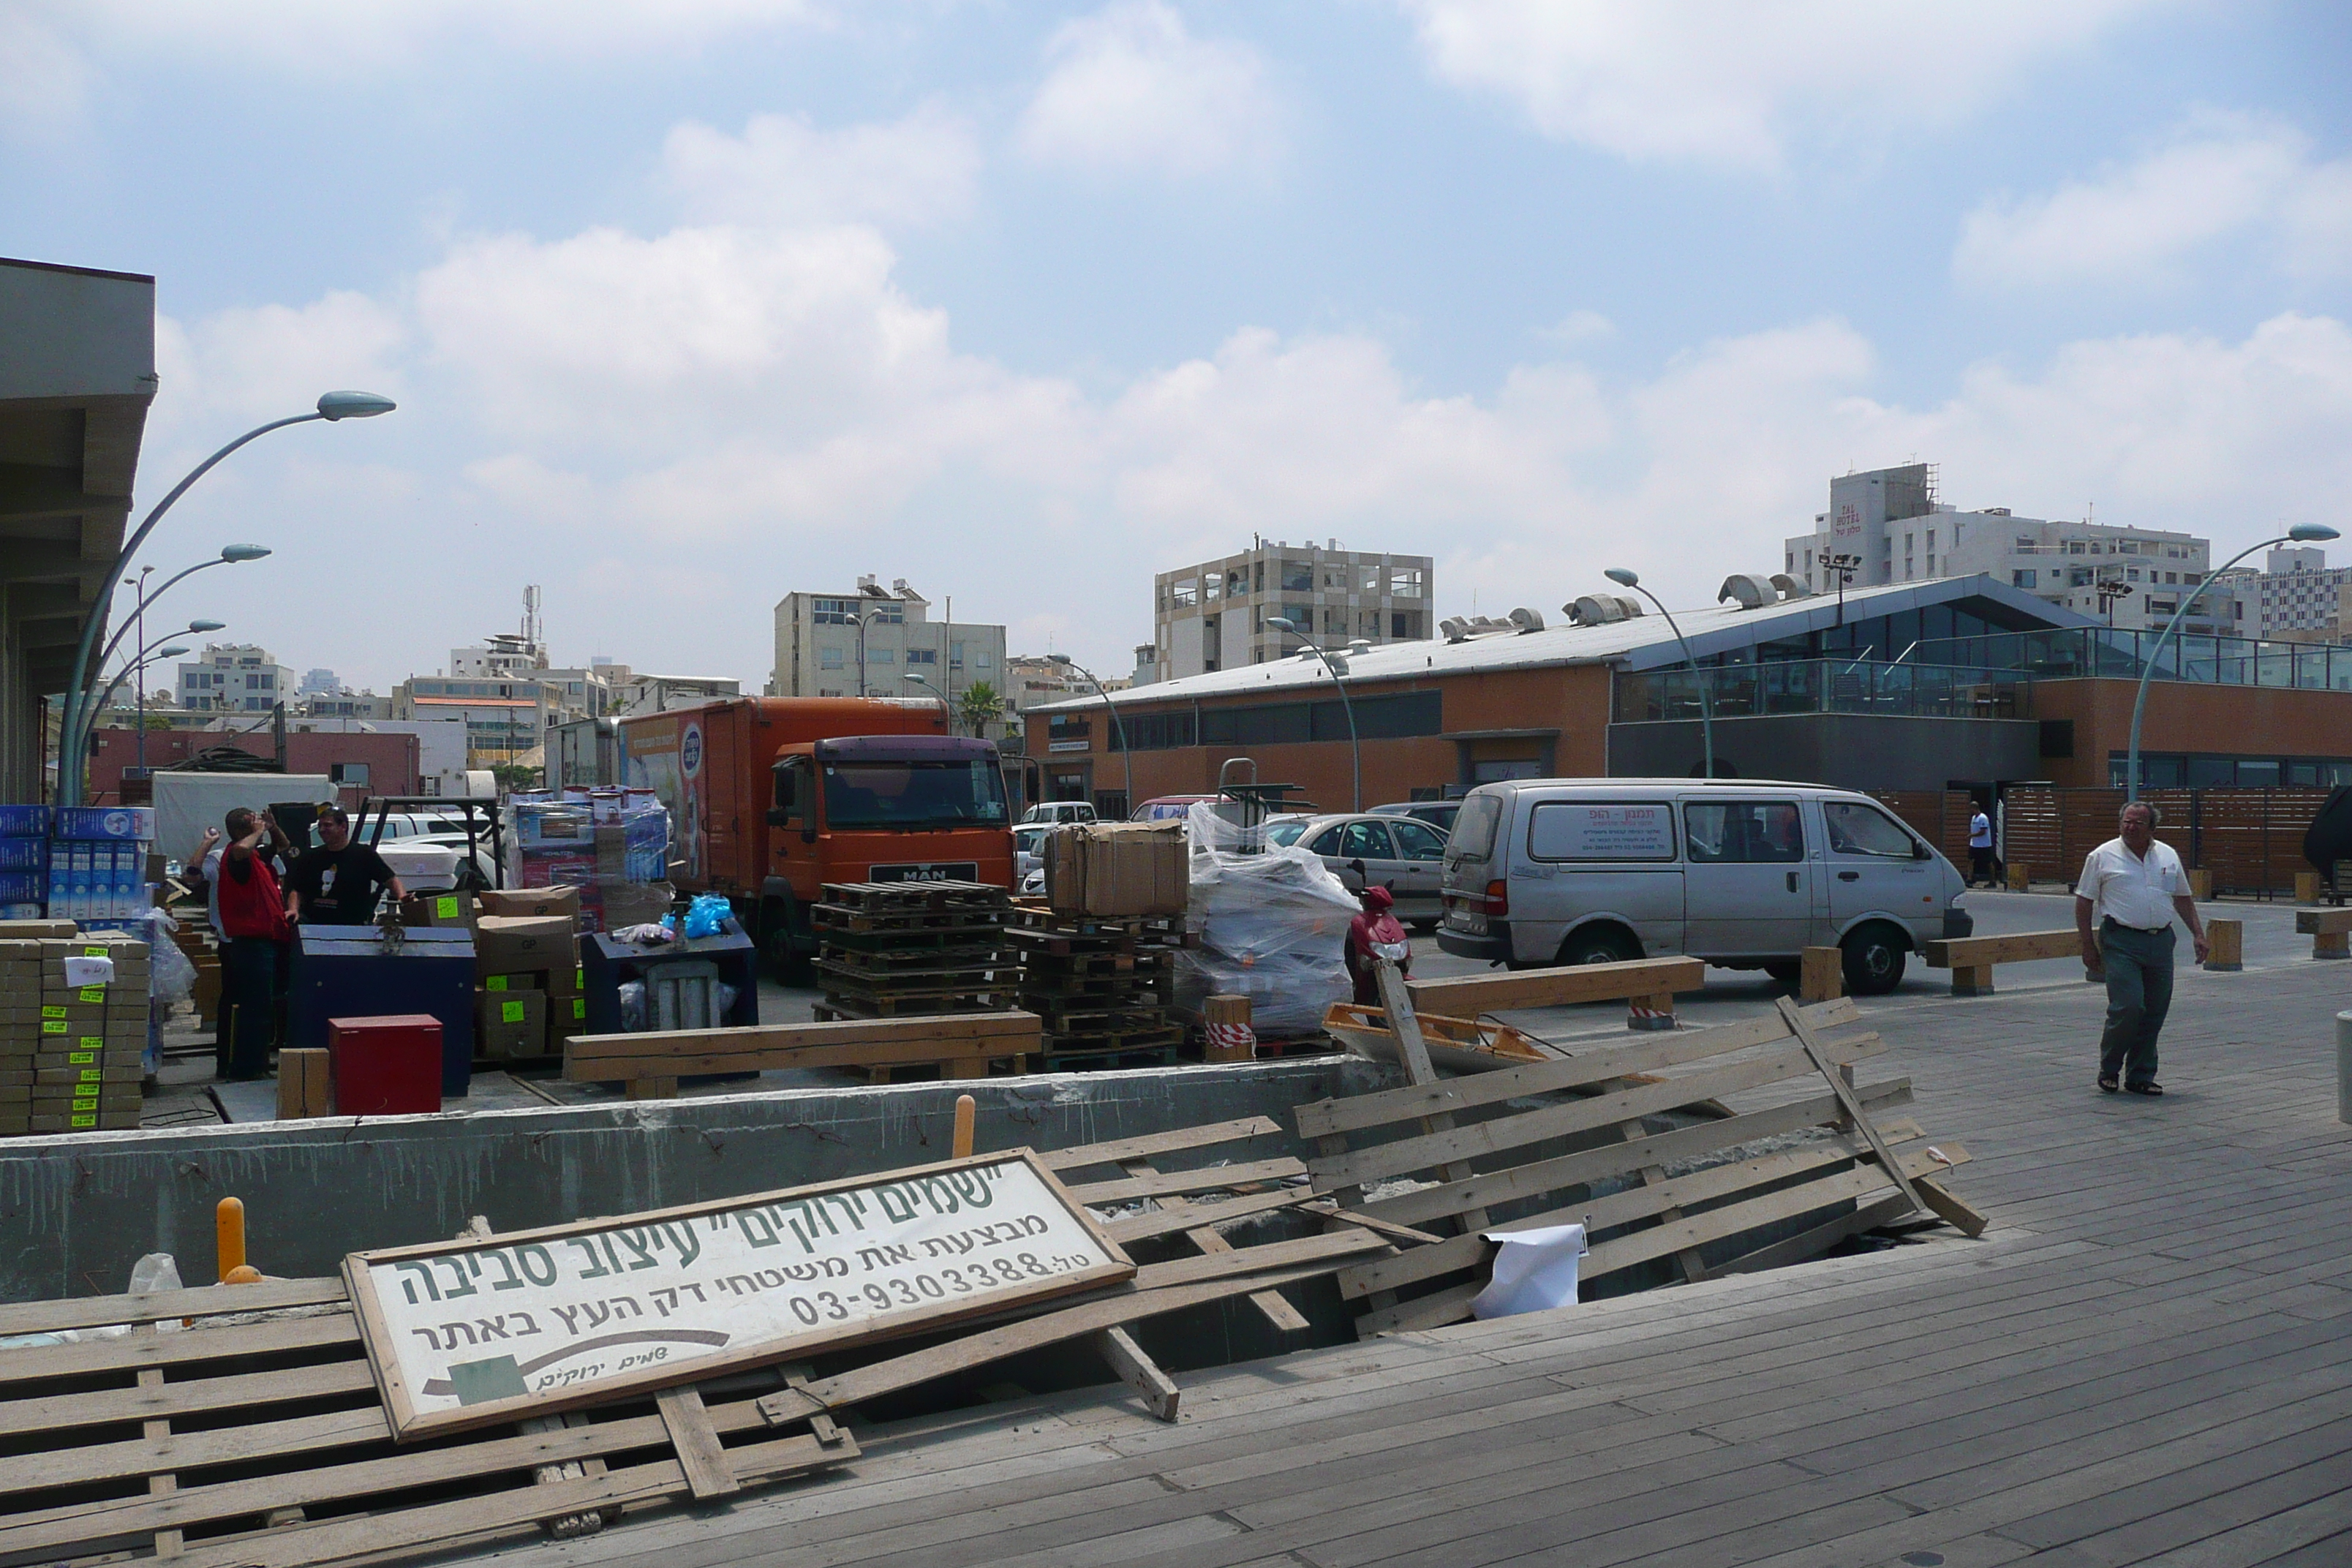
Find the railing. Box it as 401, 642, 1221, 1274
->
1612, 660, 2034, 725
1909, 629, 2352, 691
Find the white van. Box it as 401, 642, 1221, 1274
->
1435, 779, 1973, 995
1020, 801, 1098, 826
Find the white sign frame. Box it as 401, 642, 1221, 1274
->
344, 1149, 1134, 1440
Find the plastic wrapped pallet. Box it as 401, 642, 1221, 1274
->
508, 796, 673, 932
1172, 802, 1359, 1037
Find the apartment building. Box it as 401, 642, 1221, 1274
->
769, 575, 1006, 706
1150, 540, 1433, 684
175, 643, 297, 714
1782, 464, 2228, 635
2242, 546, 2352, 639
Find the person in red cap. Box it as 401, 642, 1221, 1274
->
1345, 884, 1412, 1006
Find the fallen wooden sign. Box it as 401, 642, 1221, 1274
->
345, 1150, 1132, 1439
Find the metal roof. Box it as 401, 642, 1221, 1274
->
1035, 573, 2092, 714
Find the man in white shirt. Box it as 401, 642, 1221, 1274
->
1968, 804, 1994, 887
2074, 802, 2208, 1096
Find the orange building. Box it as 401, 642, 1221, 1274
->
1024, 576, 2352, 814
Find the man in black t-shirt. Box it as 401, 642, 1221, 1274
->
285, 806, 407, 926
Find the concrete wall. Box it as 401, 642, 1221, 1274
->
1607, 712, 2043, 791
0, 1058, 1387, 1303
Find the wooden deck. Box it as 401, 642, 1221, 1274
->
474, 943, 2352, 1568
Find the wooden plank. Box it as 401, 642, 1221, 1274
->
134, 1324, 181, 1560
1065, 1158, 1308, 1205
758, 1256, 1382, 1422
1106, 1186, 1316, 1244
565, 1011, 1038, 1061
1038, 1116, 1284, 1173
1349, 1079, 1912, 1229
1293, 998, 1861, 1139
1112, 1153, 1308, 1335
655, 1385, 741, 1500
1096, 1327, 1182, 1422
1309, 1033, 1888, 1189
1403, 956, 1706, 1017
1708, 1191, 1917, 1279
1776, 996, 1926, 1221
0, 1275, 348, 1337
1916, 1174, 1991, 1239
2294, 907, 2352, 935
0, 1357, 380, 1439
1799, 946, 1843, 1004
1921, 929, 2082, 968
1128, 1229, 1389, 1294
0, 1407, 388, 1500
0, 1311, 356, 1385
567, 1023, 1040, 1082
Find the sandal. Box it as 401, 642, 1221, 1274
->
2124, 1081, 2164, 1096
2097, 1076, 2119, 1093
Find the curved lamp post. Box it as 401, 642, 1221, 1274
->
2126, 522, 2339, 798
902, 671, 954, 734
59, 392, 391, 804
78, 619, 222, 761
1603, 568, 1715, 781
1264, 618, 1360, 812
97, 546, 270, 772
1047, 654, 1131, 810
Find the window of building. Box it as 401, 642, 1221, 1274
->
2013, 569, 2038, 589
1172, 578, 1199, 606
867, 647, 894, 664
819, 647, 844, 669
1360, 565, 1382, 592
1389, 566, 1424, 598
1391, 609, 1422, 639
1360, 608, 1379, 638
1203, 575, 1221, 600
950, 640, 965, 668
1227, 570, 1246, 596
868, 602, 904, 625
1324, 568, 1347, 590
907, 647, 937, 665
812, 597, 857, 625
1281, 560, 1313, 593
1253, 561, 1264, 593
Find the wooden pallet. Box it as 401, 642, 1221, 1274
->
815, 993, 1019, 1020
818, 881, 1010, 912
1006, 909, 1195, 948
565, 1012, 1041, 1095
812, 922, 1012, 951
0, 1277, 853, 1568
816, 954, 1022, 987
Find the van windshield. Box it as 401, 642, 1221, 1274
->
823, 759, 1009, 831
1450, 794, 1503, 860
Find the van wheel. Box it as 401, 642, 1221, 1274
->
1558, 926, 1639, 968
761, 897, 810, 983
1763, 960, 1803, 985
1841, 924, 1908, 996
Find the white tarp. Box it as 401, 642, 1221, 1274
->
1470, 1223, 1589, 1319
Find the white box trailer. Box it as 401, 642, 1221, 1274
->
151, 772, 338, 865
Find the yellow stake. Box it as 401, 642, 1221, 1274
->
952, 1094, 976, 1160
216, 1196, 246, 1282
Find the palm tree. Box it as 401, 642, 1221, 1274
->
958, 681, 1003, 738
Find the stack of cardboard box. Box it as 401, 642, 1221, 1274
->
470, 888, 584, 1061
30, 932, 148, 1134
0, 932, 48, 1134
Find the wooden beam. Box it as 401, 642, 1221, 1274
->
565, 1012, 1043, 1084
1094, 1327, 1181, 1422
1038, 1116, 1283, 1174
655, 1387, 740, 1501
1921, 929, 2083, 968
1776, 996, 1925, 1220
1404, 956, 1704, 1018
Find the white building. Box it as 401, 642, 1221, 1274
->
1782, 464, 2228, 636
295, 688, 393, 720
769, 575, 1006, 708
1150, 540, 1433, 683
2242, 546, 2352, 639
176, 643, 296, 714
288, 717, 472, 796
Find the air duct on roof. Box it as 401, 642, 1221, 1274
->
1718, 573, 1775, 610
1769, 573, 1814, 601
1508, 607, 1545, 633
1564, 595, 1624, 627
1610, 595, 1644, 619
1441, 616, 1471, 642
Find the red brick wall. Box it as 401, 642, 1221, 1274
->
86, 728, 421, 810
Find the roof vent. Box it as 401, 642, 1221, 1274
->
1346, 638, 1373, 655
1564, 595, 1624, 627
1441, 616, 1471, 643
1768, 573, 1814, 601
1508, 607, 1545, 633
1718, 573, 1775, 610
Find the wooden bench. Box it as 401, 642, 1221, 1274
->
2295, 907, 2352, 960
1921, 929, 2089, 997
564, 1011, 1044, 1098
1405, 955, 1705, 1033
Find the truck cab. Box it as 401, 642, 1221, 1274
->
761, 734, 1015, 965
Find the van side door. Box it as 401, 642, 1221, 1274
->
1820, 796, 1938, 941
1681, 797, 1811, 957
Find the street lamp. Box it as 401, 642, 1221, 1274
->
902, 671, 954, 734
1825, 552, 1861, 628
1599, 568, 1715, 780
58, 393, 391, 804
76, 619, 221, 764
1264, 618, 1360, 812
1046, 654, 1131, 810
99, 546, 271, 775
2126, 523, 2340, 798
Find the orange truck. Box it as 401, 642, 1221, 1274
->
618, 697, 1017, 972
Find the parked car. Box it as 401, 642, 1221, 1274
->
1012, 822, 1057, 883
1020, 801, 1096, 826
1130, 794, 1219, 822
1434, 778, 1972, 995
1277, 812, 1451, 929
1371, 800, 1460, 837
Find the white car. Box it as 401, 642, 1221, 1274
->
1020, 801, 1097, 826
1269, 812, 1450, 929
1012, 823, 1057, 883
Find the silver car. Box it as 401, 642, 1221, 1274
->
1268, 812, 1450, 929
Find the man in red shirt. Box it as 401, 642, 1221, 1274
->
216, 807, 293, 1081
1345, 885, 1411, 1006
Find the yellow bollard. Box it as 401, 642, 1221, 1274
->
216, 1196, 249, 1284
952, 1094, 976, 1160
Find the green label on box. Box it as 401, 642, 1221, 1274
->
69, 1114, 95, 1128
41, 1006, 64, 1019
69, 1097, 97, 1112
75, 1068, 100, 1083
79, 1037, 100, 1051
40, 1021, 64, 1034
485, 975, 508, 991
79, 986, 105, 1002
68, 1051, 96, 1064
573, 997, 586, 1020
437, 895, 459, 918
80, 946, 104, 957
575, 968, 585, 989
501, 1000, 525, 1023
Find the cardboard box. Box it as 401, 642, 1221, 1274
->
472, 916, 576, 979
475, 987, 548, 1058
1044, 822, 1190, 919
399, 890, 475, 928
474, 886, 581, 923
277, 1049, 332, 1119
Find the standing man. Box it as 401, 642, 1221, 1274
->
284, 805, 405, 927
215, 808, 294, 1081
1968, 799, 1995, 888
2075, 801, 2208, 1097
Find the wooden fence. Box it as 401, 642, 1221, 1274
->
1871, 790, 1978, 870
1995, 786, 2328, 896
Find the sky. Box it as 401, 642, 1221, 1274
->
4, 0, 2349, 696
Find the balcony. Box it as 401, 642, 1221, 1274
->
1613, 660, 2033, 725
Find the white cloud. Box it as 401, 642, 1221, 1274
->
1016, 1, 1281, 178
1956, 116, 2352, 288
154, 290, 408, 432
664, 105, 981, 230
1398, 0, 2152, 170
0, 7, 88, 136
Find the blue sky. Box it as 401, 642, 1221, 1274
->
4, 1, 2348, 693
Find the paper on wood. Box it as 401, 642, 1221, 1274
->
344, 1150, 1132, 1440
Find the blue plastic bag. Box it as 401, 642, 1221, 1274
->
682, 893, 732, 941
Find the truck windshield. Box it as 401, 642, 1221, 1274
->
823, 759, 1009, 830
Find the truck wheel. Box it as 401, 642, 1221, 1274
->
1557, 925, 1638, 968
761, 897, 810, 983
1840, 923, 1908, 996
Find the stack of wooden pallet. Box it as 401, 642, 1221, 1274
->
811, 881, 1019, 1022
1007, 907, 1192, 1070
1307, 976, 1986, 1335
